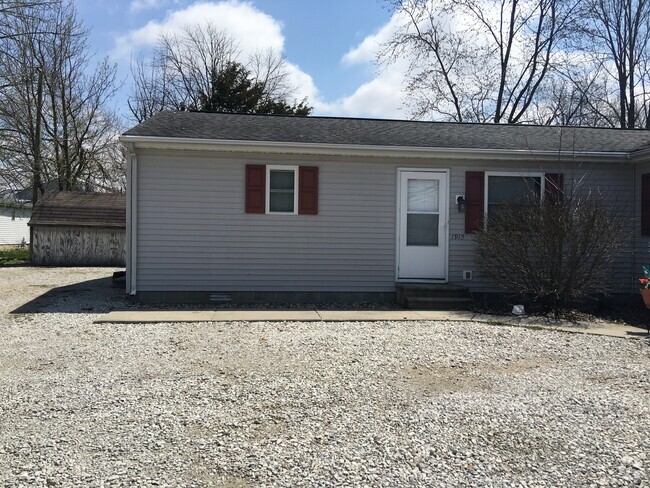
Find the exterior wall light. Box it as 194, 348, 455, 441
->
456, 195, 466, 213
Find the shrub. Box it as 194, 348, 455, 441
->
475, 189, 625, 316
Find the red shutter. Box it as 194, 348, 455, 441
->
465, 171, 484, 233
298, 166, 318, 215
642, 174, 650, 235
245, 165, 265, 214
545, 173, 564, 203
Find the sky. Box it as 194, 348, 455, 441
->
74, 0, 408, 124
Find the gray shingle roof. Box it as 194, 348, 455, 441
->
28, 192, 126, 228
122, 111, 650, 154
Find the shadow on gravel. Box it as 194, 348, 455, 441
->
11, 277, 132, 314
10, 276, 403, 314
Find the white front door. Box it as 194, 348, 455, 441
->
397, 170, 448, 280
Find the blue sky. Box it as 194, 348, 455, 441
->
74, 0, 406, 123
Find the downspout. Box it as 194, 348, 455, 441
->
126, 143, 138, 296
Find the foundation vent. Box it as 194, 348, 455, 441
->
210, 293, 232, 303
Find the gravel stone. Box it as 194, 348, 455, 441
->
0, 267, 648, 487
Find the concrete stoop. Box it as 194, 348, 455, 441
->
396, 283, 473, 310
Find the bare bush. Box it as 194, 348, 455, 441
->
475, 185, 625, 315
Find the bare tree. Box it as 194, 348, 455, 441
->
579, 0, 650, 128
248, 48, 295, 102
157, 24, 239, 112
127, 54, 172, 123
525, 61, 621, 126
36, 4, 120, 191
0, 1, 123, 202
0, 0, 57, 44
382, 0, 580, 123
0, 1, 52, 201
128, 23, 310, 121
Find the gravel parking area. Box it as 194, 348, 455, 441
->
0, 268, 648, 487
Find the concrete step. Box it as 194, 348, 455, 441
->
397, 283, 469, 292
400, 287, 470, 299
396, 283, 472, 309
405, 296, 474, 310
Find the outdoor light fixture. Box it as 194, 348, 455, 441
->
456, 195, 466, 212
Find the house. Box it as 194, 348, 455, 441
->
0, 200, 31, 246
28, 192, 126, 266
120, 111, 650, 303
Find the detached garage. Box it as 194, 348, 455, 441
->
29, 192, 126, 266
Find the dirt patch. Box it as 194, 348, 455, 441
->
485, 357, 561, 374
401, 357, 562, 394
401, 363, 491, 394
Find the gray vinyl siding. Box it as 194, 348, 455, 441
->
135, 148, 637, 294
136, 151, 397, 292
634, 161, 650, 284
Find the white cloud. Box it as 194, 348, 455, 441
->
129, 0, 163, 12
115, 1, 319, 106
312, 11, 409, 119
115, 0, 411, 119
342, 13, 403, 66
313, 68, 406, 119
338, 70, 406, 119
283, 62, 321, 107
129, 0, 186, 13
113, 1, 284, 60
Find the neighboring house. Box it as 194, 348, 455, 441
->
120, 111, 650, 303
0, 200, 31, 245
28, 192, 126, 266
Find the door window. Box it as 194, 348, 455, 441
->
406, 179, 439, 246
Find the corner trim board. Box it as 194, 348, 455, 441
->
126, 143, 137, 295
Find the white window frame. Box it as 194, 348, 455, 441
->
266, 165, 299, 215
484, 171, 545, 220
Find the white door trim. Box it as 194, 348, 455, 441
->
395, 168, 450, 283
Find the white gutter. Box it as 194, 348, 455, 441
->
118, 135, 632, 163
125, 143, 138, 296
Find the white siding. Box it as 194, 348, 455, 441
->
135, 149, 636, 294
0, 207, 30, 245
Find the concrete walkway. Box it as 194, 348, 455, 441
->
96, 310, 650, 340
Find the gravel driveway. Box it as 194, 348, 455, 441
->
0, 267, 648, 487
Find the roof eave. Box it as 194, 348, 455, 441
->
119, 135, 632, 163
27, 221, 126, 228
630, 146, 650, 162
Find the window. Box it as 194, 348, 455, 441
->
465, 171, 562, 233
245, 164, 318, 215
406, 178, 440, 246
485, 172, 544, 221
266, 165, 298, 214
